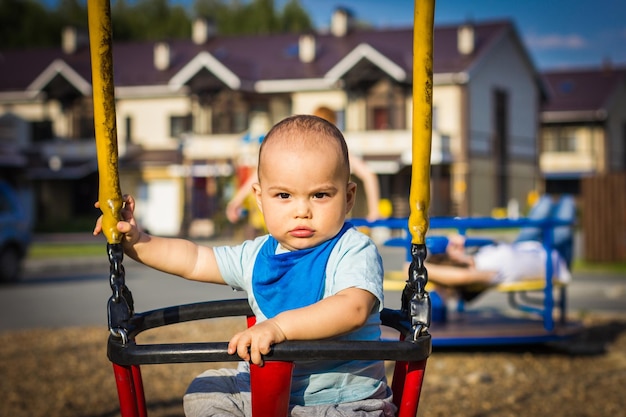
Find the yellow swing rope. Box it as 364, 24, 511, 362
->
401, 0, 435, 337
409, 0, 434, 246
85, 0, 432, 275
88, 0, 123, 245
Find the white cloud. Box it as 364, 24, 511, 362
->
525, 33, 588, 50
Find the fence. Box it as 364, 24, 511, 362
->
581, 172, 626, 262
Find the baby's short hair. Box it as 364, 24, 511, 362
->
258, 115, 350, 179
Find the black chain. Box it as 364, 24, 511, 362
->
401, 243, 431, 341
107, 243, 133, 344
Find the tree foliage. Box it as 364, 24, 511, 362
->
1, 0, 314, 48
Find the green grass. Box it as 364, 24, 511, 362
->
28, 243, 106, 259
572, 259, 626, 275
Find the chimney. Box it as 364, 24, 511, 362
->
457, 23, 475, 55
331, 8, 353, 37
299, 34, 316, 63
193, 18, 216, 45
62, 26, 88, 54
154, 42, 170, 71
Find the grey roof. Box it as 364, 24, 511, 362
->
541, 66, 626, 116
0, 19, 516, 94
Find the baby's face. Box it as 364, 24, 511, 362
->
253, 137, 355, 251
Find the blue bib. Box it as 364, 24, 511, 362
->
252, 223, 353, 318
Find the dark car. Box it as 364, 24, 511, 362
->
0, 180, 31, 282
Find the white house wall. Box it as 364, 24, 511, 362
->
508, 161, 538, 212
466, 33, 539, 215
116, 95, 190, 150
346, 96, 366, 132
469, 158, 536, 216
432, 85, 463, 157
468, 39, 538, 160
268, 97, 292, 126
2, 100, 66, 138
139, 179, 182, 237
291, 90, 346, 120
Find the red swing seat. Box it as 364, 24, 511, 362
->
108, 298, 431, 417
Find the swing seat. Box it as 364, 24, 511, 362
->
107, 298, 431, 417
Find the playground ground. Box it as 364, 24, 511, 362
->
2, 233, 625, 416
1, 311, 625, 417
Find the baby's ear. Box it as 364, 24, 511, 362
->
252, 183, 263, 213
345, 182, 357, 212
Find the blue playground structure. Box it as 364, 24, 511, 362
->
353, 195, 583, 347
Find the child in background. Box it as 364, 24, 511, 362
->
421, 233, 571, 309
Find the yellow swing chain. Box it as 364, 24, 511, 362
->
403, 0, 435, 340
87, 0, 132, 342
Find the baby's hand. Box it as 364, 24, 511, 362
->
228, 319, 287, 366
93, 194, 142, 245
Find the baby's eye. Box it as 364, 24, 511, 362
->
277, 193, 290, 199
313, 192, 329, 199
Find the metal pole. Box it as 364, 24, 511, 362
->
408, 0, 435, 246
402, 0, 436, 339
88, 0, 123, 245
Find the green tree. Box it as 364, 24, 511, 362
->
110, 0, 135, 41
56, 0, 87, 28
194, 0, 312, 36
0, 0, 62, 48
279, 0, 313, 33
125, 0, 190, 40
1, 0, 317, 48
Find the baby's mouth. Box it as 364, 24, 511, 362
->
289, 226, 314, 238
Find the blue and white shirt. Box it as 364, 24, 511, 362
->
214, 225, 387, 406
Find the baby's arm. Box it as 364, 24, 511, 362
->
93, 194, 225, 284
228, 287, 375, 365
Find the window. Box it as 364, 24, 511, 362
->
373, 107, 389, 130
31, 120, 53, 142
125, 116, 133, 144
170, 114, 193, 138
543, 127, 577, 152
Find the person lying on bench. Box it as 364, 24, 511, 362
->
423, 234, 572, 302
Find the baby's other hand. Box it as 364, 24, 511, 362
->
227, 319, 287, 366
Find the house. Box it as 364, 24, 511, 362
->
539, 64, 626, 195
0, 10, 543, 236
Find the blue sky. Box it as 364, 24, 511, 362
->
285, 0, 626, 70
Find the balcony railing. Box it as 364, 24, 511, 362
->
540, 151, 597, 174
